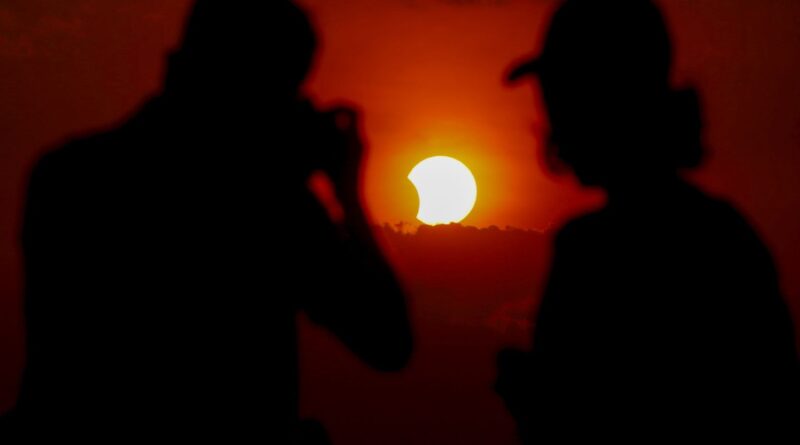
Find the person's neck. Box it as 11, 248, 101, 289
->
605, 173, 692, 210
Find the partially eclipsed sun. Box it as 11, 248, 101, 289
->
408, 156, 478, 225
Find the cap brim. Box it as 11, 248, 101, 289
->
506, 58, 542, 83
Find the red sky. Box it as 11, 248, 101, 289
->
1, 0, 800, 412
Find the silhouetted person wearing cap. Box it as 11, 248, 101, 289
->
4, 1, 411, 442
496, 0, 799, 442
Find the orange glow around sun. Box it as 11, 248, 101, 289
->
298, 0, 601, 229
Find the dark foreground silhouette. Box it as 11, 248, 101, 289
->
3, 1, 410, 442
498, 0, 799, 442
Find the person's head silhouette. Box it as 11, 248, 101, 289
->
165, 1, 317, 107
508, 0, 702, 192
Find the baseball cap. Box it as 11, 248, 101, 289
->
507, 0, 672, 83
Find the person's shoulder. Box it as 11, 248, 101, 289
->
30, 97, 161, 186
691, 188, 763, 242
28, 131, 127, 209
686, 186, 777, 271
34, 131, 115, 177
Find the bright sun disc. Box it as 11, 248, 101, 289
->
408, 156, 478, 225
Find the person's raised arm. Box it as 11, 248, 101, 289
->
302, 108, 412, 372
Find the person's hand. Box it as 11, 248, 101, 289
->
323, 106, 363, 214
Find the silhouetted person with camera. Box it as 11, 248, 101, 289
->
5, 1, 411, 442
496, 0, 799, 442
